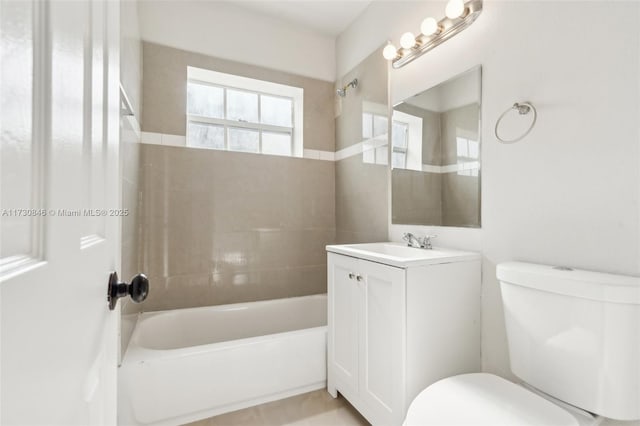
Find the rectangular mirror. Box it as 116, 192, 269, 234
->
391, 66, 481, 228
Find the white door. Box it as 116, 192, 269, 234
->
1, 0, 121, 424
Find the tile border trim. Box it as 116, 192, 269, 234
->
140, 131, 336, 161
138, 132, 480, 172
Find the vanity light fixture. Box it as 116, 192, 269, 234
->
400, 32, 417, 49
384, 0, 483, 69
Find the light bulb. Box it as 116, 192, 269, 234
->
445, 0, 465, 19
420, 17, 439, 36
400, 32, 416, 49
382, 43, 397, 60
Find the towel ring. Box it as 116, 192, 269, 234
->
495, 102, 537, 144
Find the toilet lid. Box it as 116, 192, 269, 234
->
404, 373, 578, 426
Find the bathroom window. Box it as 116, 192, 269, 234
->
390, 109, 423, 171
391, 121, 408, 169
456, 136, 480, 177
362, 112, 389, 165
186, 66, 304, 157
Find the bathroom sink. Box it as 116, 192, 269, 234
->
326, 242, 479, 268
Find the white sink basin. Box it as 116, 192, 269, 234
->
326, 242, 479, 268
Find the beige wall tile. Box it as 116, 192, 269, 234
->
134, 42, 391, 313
442, 171, 481, 227
334, 48, 389, 245
391, 169, 442, 226
440, 103, 480, 165
138, 144, 335, 312
334, 47, 388, 151
335, 155, 388, 243
141, 42, 335, 152
120, 135, 143, 320
393, 103, 442, 165
120, 133, 143, 355
391, 102, 481, 227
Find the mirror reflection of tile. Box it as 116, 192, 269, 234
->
391, 66, 482, 228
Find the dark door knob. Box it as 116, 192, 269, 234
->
107, 272, 149, 311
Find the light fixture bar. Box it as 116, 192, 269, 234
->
391, 0, 483, 69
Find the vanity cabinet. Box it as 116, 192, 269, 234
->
327, 247, 481, 426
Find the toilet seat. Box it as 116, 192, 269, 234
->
404, 373, 580, 426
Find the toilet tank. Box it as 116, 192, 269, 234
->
497, 262, 640, 421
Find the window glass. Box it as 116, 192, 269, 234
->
227, 89, 259, 123
261, 95, 292, 127
362, 113, 373, 139
373, 115, 387, 138
468, 140, 479, 159
228, 127, 259, 153
375, 146, 388, 166
392, 152, 406, 169
188, 122, 224, 149
187, 83, 224, 118
262, 132, 291, 156
186, 68, 301, 157
392, 122, 408, 148
457, 137, 469, 157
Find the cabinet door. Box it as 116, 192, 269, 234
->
359, 259, 405, 424
328, 253, 360, 396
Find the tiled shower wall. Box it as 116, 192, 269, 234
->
335, 49, 389, 244
141, 42, 335, 152
120, 133, 142, 315
391, 103, 442, 226
139, 146, 335, 311
120, 0, 143, 317
391, 169, 442, 226
138, 43, 336, 311
440, 104, 480, 227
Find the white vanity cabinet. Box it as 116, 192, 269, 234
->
326, 244, 481, 426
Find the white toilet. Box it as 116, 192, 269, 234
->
405, 261, 640, 425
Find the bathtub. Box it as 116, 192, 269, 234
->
118, 294, 327, 426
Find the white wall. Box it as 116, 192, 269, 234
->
338, 0, 640, 405
404, 68, 480, 112
137, 0, 336, 82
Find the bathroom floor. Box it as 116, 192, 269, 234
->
186, 389, 369, 426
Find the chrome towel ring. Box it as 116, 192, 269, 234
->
495, 102, 537, 144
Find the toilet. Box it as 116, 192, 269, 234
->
405, 261, 640, 425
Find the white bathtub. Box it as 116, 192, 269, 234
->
118, 294, 327, 426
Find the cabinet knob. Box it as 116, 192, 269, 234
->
356, 275, 364, 282
348, 272, 356, 280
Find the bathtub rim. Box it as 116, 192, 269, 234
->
135, 293, 327, 319
122, 293, 328, 363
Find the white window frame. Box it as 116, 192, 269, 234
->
361, 112, 389, 165
391, 110, 423, 171
456, 135, 480, 177
391, 121, 408, 169
186, 66, 304, 157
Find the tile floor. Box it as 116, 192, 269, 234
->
186, 389, 370, 426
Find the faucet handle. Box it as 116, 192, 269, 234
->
421, 235, 437, 249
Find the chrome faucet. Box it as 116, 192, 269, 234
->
403, 232, 422, 248
402, 232, 437, 249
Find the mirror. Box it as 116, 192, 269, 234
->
391, 66, 481, 228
